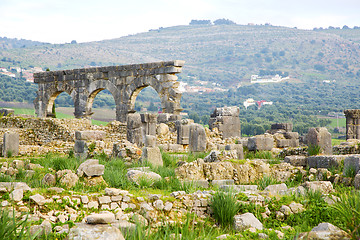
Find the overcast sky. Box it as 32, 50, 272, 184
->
0, 0, 359, 43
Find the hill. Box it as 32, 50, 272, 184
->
1, 24, 360, 87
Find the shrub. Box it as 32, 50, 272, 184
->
331, 191, 360, 239
343, 165, 357, 178
210, 190, 241, 228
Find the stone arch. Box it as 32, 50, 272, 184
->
44, 87, 74, 117
85, 80, 119, 118
127, 76, 164, 113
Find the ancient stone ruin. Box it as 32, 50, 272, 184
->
33, 60, 185, 122
209, 106, 241, 139
344, 109, 360, 140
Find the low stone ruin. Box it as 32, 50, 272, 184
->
0, 132, 19, 157
209, 106, 241, 139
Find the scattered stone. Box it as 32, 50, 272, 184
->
127, 169, 161, 185
98, 196, 111, 205
233, 213, 263, 231
88, 201, 99, 209
30, 194, 45, 206
264, 183, 288, 196
105, 187, 122, 196
86, 212, 116, 224
298, 222, 350, 240
153, 199, 164, 210
11, 160, 24, 169
289, 202, 304, 214
59, 172, 79, 188
68, 223, 125, 240
204, 150, 221, 163
302, 181, 334, 194
10, 189, 23, 202
42, 173, 56, 186
77, 159, 104, 177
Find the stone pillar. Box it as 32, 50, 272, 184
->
306, 127, 332, 155
209, 106, 241, 139
73, 89, 88, 119
344, 109, 360, 140
176, 119, 194, 145
141, 135, 163, 167
2, 132, 19, 157
127, 113, 143, 147
189, 123, 207, 152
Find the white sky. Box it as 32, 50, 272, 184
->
0, 0, 359, 43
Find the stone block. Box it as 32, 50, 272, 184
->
74, 140, 88, 159
247, 135, 274, 151
307, 155, 346, 169
141, 147, 163, 167
144, 135, 156, 148
271, 123, 293, 132
157, 113, 170, 123
189, 123, 207, 152
2, 132, 19, 157
284, 156, 307, 167
343, 155, 360, 176
75, 131, 106, 141
233, 213, 263, 231
306, 127, 332, 155
211, 179, 234, 187
127, 113, 142, 146
68, 223, 124, 240
77, 159, 104, 177
176, 120, 192, 145
0, 108, 14, 117
182, 180, 209, 188
225, 144, 244, 159
209, 106, 241, 139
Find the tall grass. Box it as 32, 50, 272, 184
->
245, 151, 273, 160
0, 208, 37, 239
255, 175, 279, 190
210, 190, 241, 228
307, 144, 321, 156
331, 190, 360, 239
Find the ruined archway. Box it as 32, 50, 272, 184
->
33, 60, 185, 122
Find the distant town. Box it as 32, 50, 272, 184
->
0, 66, 44, 82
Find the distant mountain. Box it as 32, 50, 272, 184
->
0, 37, 48, 49
1, 24, 360, 87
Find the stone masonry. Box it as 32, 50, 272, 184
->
209, 106, 241, 139
33, 60, 185, 122
344, 109, 360, 140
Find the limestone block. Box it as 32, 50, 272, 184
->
209, 106, 241, 139
306, 127, 332, 155
77, 159, 104, 177
343, 155, 360, 176
141, 147, 163, 167
264, 183, 288, 196
68, 223, 125, 240
127, 169, 161, 185
307, 155, 345, 169
233, 213, 263, 231
86, 212, 115, 224
204, 150, 220, 162
10, 189, 23, 202
30, 194, 46, 206
176, 120, 192, 145
127, 113, 142, 146
302, 181, 333, 194
2, 132, 19, 157
11, 160, 24, 169
284, 156, 307, 167
98, 196, 111, 205
189, 123, 207, 152
42, 173, 56, 186
271, 123, 293, 132
247, 135, 274, 151
225, 144, 244, 160
74, 140, 87, 159
157, 113, 170, 123
298, 222, 350, 240
182, 180, 209, 188
211, 179, 235, 187
144, 135, 156, 148
75, 131, 106, 141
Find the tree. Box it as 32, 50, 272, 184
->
189, 112, 200, 123
213, 18, 236, 25
71, 40, 77, 44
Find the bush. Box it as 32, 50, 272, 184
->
210, 190, 241, 228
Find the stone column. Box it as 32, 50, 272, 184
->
344, 109, 360, 140
127, 113, 143, 147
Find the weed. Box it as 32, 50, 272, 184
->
102, 158, 133, 189
256, 175, 279, 190
307, 144, 321, 156
0, 208, 37, 239
331, 190, 360, 239
88, 142, 96, 153
343, 165, 357, 178
6, 150, 13, 158
210, 190, 241, 228
245, 150, 273, 160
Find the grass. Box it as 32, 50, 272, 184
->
0, 208, 37, 239
307, 144, 321, 156
210, 190, 241, 228
245, 151, 274, 160
332, 138, 346, 146
331, 190, 360, 239
255, 175, 279, 190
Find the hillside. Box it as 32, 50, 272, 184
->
2, 24, 360, 87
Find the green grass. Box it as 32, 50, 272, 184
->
332, 138, 346, 146
210, 190, 241, 228
328, 118, 346, 128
